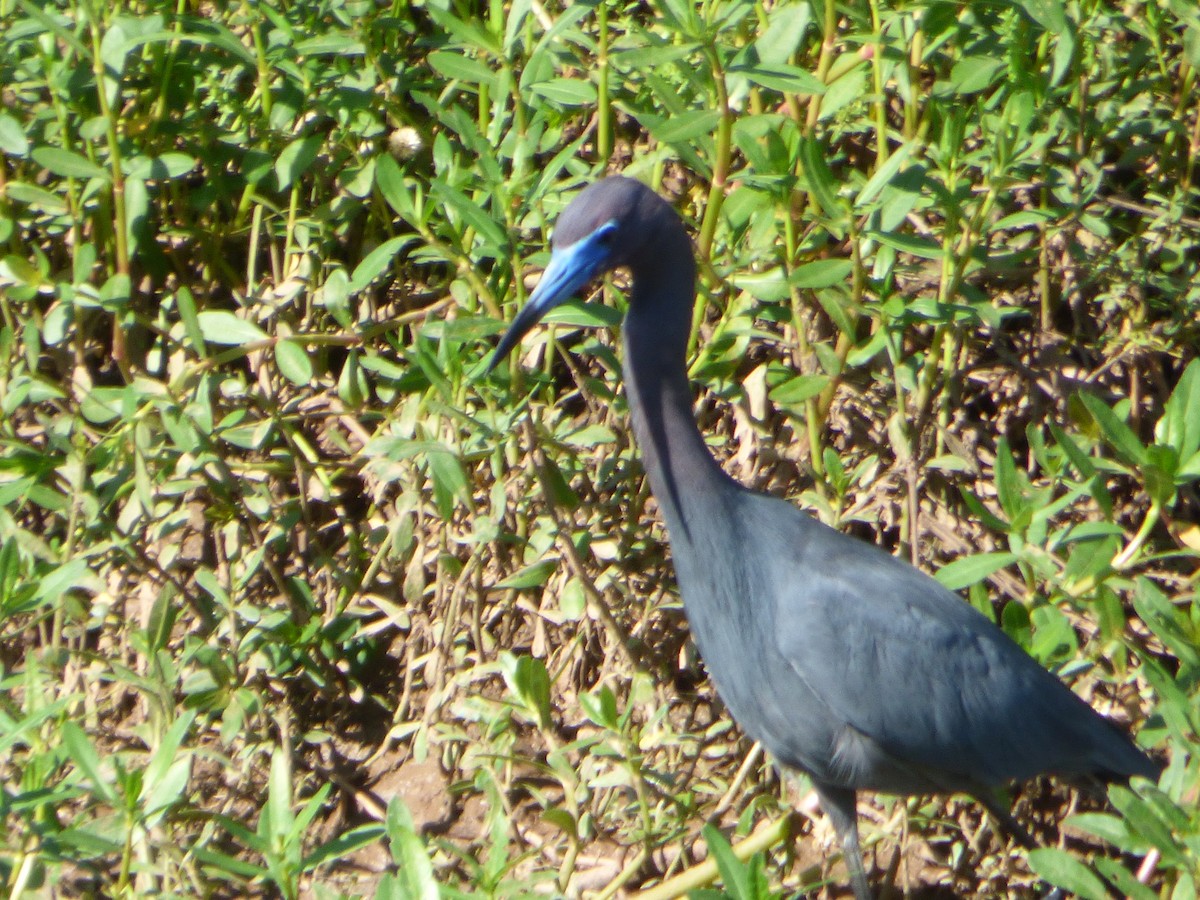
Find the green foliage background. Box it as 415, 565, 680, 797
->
1, 0, 1198, 897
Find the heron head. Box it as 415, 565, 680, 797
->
489, 176, 667, 370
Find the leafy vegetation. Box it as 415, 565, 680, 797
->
1, 0, 1198, 897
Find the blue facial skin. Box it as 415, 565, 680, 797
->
489, 221, 618, 370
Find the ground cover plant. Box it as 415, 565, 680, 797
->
1, 0, 1198, 897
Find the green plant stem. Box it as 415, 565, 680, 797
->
913, 181, 997, 428
636, 814, 797, 900
1038, 146, 1053, 331
250, 6, 273, 123
283, 183, 300, 281
597, 1, 612, 162
593, 846, 648, 900
868, 0, 888, 167
905, 12, 923, 141
806, 0, 839, 130
520, 419, 643, 677
784, 212, 827, 485
88, 10, 131, 380
696, 46, 731, 262
1113, 503, 1161, 570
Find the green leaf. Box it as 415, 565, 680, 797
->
291, 782, 332, 846
385, 797, 438, 900
580, 686, 619, 729
427, 446, 471, 518
855, 140, 917, 208
140, 711, 196, 816
1186, 19, 1200, 69
950, 55, 1006, 94
0, 255, 47, 291
819, 66, 868, 121
1079, 393, 1148, 467
501, 653, 552, 730
294, 33, 365, 56
32, 146, 109, 181
266, 745, 293, 844
702, 825, 750, 900
0, 113, 30, 157
1027, 848, 1109, 900
791, 259, 853, 289
427, 50, 496, 87
800, 137, 848, 226
1000, 600, 1032, 649
375, 154, 413, 220
769, 373, 829, 408
302, 824, 386, 871
338, 349, 367, 407
142, 755, 192, 824
1156, 358, 1200, 462
1029, 605, 1078, 663
275, 135, 323, 191
422, 316, 503, 344
101, 272, 131, 310
991, 209, 1055, 232
869, 230, 943, 259
349, 236, 419, 294
755, 5, 812, 65
558, 577, 586, 620
1060, 534, 1118, 585
1108, 786, 1184, 865
730, 268, 789, 301
1142, 443, 1178, 504
495, 560, 557, 591
193, 845, 267, 879
993, 436, 1022, 520
529, 78, 597, 106
645, 109, 723, 143
5, 182, 69, 215
429, 182, 508, 251
62, 721, 118, 804
541, 300, 622, 329
1091, 859, 1159, 900
934, 552, 1017, 591
125, 174, 149, 257
0, 537, 19, 601
1064, 812, 1132, 850
196, 310, 268, 345
731, 63, 825, 95
124, 153, 196, 179
1048, 422, 1096, 478
80, 386, 128, 424
175, 286, 206, 358
1015, 0, 1069, 31
179, 17, 257, 66
275, 339, 313, 386
36, 557, 99, 605
1132, 578, 1200, 671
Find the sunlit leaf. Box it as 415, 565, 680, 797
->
196, 311, 268, 345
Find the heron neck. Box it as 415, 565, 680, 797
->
623, 266, 732, 538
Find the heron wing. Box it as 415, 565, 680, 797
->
759, 497, 1115, 790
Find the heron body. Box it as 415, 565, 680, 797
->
491, 176, 1156, 898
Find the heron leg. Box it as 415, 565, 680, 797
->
814, 782, 873, 900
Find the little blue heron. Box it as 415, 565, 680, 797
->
490, 175, 1157, 898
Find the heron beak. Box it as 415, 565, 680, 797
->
488, 228, 613, 372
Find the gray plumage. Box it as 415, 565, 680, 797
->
490, 175, 1157, 898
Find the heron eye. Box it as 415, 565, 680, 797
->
594, 222, 618, 246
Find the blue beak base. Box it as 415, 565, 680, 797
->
488, 227, 614, 372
